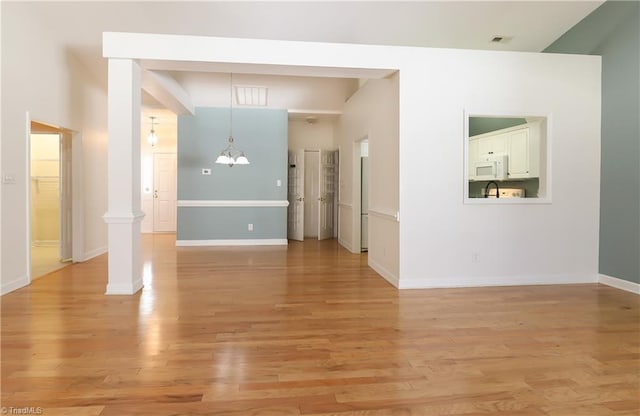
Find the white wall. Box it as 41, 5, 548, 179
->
337, 76, 400, 285
105, 33, 602, 291
398, 50, 601, 288
1, 4, 108, 294
73, 66, 109, 262
288, 119, 337, 151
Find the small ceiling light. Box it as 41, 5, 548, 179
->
215, 74, 250, 167
147, 116, 159, 147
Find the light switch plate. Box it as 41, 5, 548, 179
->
202, 168, 211, 175
2, 173, 16, 184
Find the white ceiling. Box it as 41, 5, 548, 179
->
13, 1, 604, 117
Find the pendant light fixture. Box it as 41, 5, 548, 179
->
147, 116, 159, 147
215, 73, 249, 167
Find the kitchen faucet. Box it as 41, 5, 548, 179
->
484, 181, 500, 198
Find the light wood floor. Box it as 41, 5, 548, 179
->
31, 245, 70, 280
2, 234, 639, 416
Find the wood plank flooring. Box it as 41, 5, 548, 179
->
2, 234, 639, 415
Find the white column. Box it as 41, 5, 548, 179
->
103, 59, 144, 295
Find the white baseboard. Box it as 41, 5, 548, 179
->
599, 274, 640, 294
176, 239, 288, 247
368, 258, 399, 288
338, 238, 354, 253
33, 240, 59, 247
398, 273, 598, 289
105, 279, 144, 295
1, 274, 29, 296
83, 246, 107, 262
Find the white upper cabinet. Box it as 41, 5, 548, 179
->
507, 128, 530, 178
478, 132, 508, 156
469, 120, 542, 180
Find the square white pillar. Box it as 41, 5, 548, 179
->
104, 58, 144, 295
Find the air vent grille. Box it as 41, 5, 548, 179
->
234, 85, 268, 106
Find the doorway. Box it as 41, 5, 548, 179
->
29, 123, 73, 278
353, 137, 369, 253
304, 150, 320, 238
153, 153, 177, 232
287, 149, 337, 241
360, 140, 369, 252
141, 153, 177, 233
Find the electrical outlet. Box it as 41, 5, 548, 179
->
472, 252, 480, 263
248, 224, 253, 231
276, 179, 282, 187
202, 168, 211, 175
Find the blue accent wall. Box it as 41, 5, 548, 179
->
177, 207, 286, 240
177, 107, 288, 242
546, 1, 640, 284
469, 117, 527, 137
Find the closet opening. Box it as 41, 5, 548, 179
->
29, 121, 73, 278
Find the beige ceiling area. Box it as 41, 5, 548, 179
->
9, 1, 604, 115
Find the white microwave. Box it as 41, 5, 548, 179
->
472, 154, 508, 181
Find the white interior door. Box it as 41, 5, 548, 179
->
304, 151, 320, 238
153, 153, 177, 232
287, 150, 304, 241
318, 150, 336, 240
59, 132, 73, 261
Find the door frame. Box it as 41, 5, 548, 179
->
352, 135, 369, 253
26, 113, 84, 282
318, 149, 336, 241
287, 149, 305, 241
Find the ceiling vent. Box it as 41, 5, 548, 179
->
491, 35, 513, 44
234, 85, 268, 106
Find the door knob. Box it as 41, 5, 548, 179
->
296, 196, 304, 201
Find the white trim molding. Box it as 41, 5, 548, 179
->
103, 211, 146, 224
369, 258, 399, 288
338, 238, 353, 253
106, 279, 144, 296
398, 273, 598, 289
32, 240, 59, 247
1, 274, 29, 296
178, 200, 289, 208
369, 208, 399, 222
176, 239, 288, 247
83, 246, 108, 262
599, 274, 640, 295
